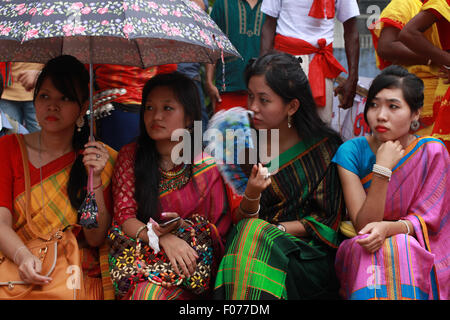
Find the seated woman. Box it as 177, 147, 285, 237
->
213, 52, 345, 300
0, 55, 116, 300
332, 65, 449, 300
111, 72, 238, 300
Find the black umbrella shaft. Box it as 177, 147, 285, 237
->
89, 63, 94, 141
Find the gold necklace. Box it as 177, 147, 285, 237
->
158, 164, 191, 192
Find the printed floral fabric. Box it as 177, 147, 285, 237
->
0, 0, 240, 67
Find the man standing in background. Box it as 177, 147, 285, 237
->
205, 0, 265, 113
260, 0, 360, 125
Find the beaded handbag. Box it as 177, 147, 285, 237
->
108, 215, 215, 298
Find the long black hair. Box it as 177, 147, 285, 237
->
33, 55, 91, 211
364, 65, 424, 123
134, 72, 202, 223
244, 51, 342, 142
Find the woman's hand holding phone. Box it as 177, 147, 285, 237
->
150, 212, 184, 237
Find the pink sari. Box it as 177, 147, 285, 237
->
112, 142, 239, 299
335, 137, 450, 300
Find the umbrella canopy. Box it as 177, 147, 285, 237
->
0, 0, 240, 66
0, 0, 241, 229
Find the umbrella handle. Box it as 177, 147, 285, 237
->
88, 166, 94, 193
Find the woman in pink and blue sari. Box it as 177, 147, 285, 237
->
332, 65, 449, 300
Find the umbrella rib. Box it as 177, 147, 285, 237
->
133, 39, 145, 69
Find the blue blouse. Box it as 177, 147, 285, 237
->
331, 136, 376, 189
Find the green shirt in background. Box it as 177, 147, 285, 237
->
210, 0, 265, 93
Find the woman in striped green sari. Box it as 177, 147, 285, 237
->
214, 52, 345, 300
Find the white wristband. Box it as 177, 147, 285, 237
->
372, 164, 392, 181
146, 222, 160, 254
398, 220, 410, 235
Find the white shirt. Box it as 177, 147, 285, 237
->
261, 0, 360, 47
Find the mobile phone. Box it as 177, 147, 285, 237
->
158, 216, 181, 227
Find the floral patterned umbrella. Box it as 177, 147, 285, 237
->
0, 0, 241, 229
0, 0, 240, 66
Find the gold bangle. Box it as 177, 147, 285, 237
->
135, 225, 147, 240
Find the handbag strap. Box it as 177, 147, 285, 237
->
15, 134, 52, 241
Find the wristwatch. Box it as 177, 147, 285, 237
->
276, 224, 286, 232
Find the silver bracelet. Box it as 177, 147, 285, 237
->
443, 65, 450, 70
243, 192, 261, 201
372, 164, 392, 181
13, 246, 28, 265
240, 203, 260, 217
398, 220, 410, 235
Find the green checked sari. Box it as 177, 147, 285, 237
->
214, 135, 344, 300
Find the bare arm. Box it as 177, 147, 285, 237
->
338, 166, 389, 232
205, 62, 221, 111
399, 10, 450, 67
334, 17, 359, 110
121, 217, 149, 243
260, 15, 277, 56
235, 164, 309, 237
0, 207, 52, 284
277, 221, 308, 237
190, 0, 205, 11
377, 26, 430, 66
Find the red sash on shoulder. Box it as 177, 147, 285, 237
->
274, 34, 346, 107
308, 0, 335, 19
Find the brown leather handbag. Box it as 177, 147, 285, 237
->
0, 135, 82, 300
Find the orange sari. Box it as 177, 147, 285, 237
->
0, 134, 117, 299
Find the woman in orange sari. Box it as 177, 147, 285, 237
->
0, 55, 116, 300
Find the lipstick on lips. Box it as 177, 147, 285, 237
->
45, 115, 58, 121
151, 123, 163, 130
375, 125, 388, 133
252, 118, 262, 125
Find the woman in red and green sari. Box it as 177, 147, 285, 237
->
0, 55, 117, 300
213, 52, 345, 300
112, 72, 240, 300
